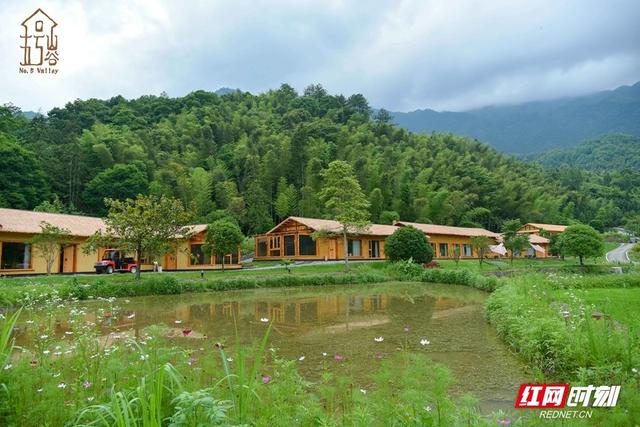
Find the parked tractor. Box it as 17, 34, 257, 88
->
95, 249, 138, 274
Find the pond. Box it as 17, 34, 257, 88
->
13, 282, 527, 412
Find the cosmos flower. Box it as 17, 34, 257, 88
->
360, 389, 367, 394
261, 375, 271, 384
40, 335, 49, 340
374, 337, 384, 342
3, 364, 12, 370
321, 352, 327, 357
334, 354, 344, 361
497, 420, 511, 426
298, 356, 305, 361
127, 313, 135, 319
420, 339, 431, 346
226, 357, 233, 362
58, 383, 67, 389
140, 354, 149, 361
403, 326, 410, 332
174, 320, 182, 324
82, 381, 92, 389
375, 354, 384, 360
260, 318, 269, 323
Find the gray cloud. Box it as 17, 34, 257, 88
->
1, 0, 638, 112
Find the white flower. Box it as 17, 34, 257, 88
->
298, 356, 305, 361
260, 317, 269, 323
53, 372, 61, 378
37, 388, 43, 393
226, 357, 233, 362
26, 320, 34, 324
43, 350, 50, 355
174, 320, 182, 324
127, 313, 135, 319
57, 382, 67, 389
322, 352, 327, 357
374, 337, 384, 342
65, 331, 73, 335
54, 352, 62, 356
424, 405, 432, 412
632, 368, 638, 373
3, 364, 12, 370
87, 397, 95, 402
40, 335, 49, 340
360, 389, 367, 394
419, 339, 431, 346
139, 354, 149, 361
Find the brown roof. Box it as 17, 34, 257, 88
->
496, 234, 549, 244
0, 208, 106, 237
395, 221, 500, 238
268, 216, 399, 236
521, 223, 567, 233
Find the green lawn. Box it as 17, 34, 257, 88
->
568, 287, 640, 328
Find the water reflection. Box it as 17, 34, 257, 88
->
19, 282, 527, 411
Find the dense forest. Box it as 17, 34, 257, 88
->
392, 81, 640, 154
528, 134, 640, 171
1, 84, 639, 234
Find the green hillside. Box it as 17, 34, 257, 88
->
529, 134, 640, 171
392, 82, 640, 154
1, 84, 639, 233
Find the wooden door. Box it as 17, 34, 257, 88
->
62, 245, 76, 273
328, 239, 337, 260
165, 252, 177, 270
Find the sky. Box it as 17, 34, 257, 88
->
1, 0, 639, 113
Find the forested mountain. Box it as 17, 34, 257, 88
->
529, 134, 640, 171
391, 82, 640, 154
1, 84, 639, 234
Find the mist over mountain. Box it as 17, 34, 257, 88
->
391, 82, 640, 155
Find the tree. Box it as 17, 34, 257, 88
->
82, 163, 149, 215
84, 195, 191, 279
204, 219, 244, 272
318, 161, 370, 270
501, 219, 529, 265
0, 136, 50, 209
379, 210, 400, 225
385, 226, 433, 264
30, 222, 72, 275
274, 177, 298, 220
470, 236, 493, 266
369, 188, 384, 223
558, 224, 604, 265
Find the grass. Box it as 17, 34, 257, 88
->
556, 287, 640, 329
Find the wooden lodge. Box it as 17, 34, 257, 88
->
254, 217, 398, 261
0, 208, 241, 275
518, 223, 567, 236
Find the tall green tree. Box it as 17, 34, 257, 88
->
501, 219, 529, 265
82, 163, 149, 215
0, 136, 50, 209
274, 177, 298, 220
204, 219, 244, 272
470, 236, 493, 266
84, 195, 191, 279
558, 224, 604, 265
318, 161, 370, 270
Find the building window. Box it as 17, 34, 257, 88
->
215, 254, 233, 265
1, 242, 32, 269
284, 235, 295, 256
439, 243, 448, 257
463, 244, 472, 257
348, 239, 362, 256
369, 240, 380, 258
190, 244, 210, 265
257, 239, 267, 257
299, 235, 316, 255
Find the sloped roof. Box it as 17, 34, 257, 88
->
0, 208, 106, 237
496, 233, 549, 244
268, 216, 399, 236
395, 221, 500, 238
521, 223, 567, 233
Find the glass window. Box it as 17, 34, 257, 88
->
463, 244, 472, 257
231, 251, 239, 264
1, 242, 31, 269
190, 244, 210, 265
348, 239, 361, 256
369, 240, 380, 258
257, 240, 268, 257
299, 235, 316, 255
439, 243, 448, 257
284, 235, 295, 256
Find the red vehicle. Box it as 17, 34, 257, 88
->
95, 249, 138, 274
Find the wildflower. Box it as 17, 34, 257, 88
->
420, 339, 431, 346
40, 335, 49, 340
3, 364, 12, 370
65, 331, 73, 335
226, 357, 233, 362
403, 326, 410, 332
298, 356, 305, 361
26, 320, 34, 324
375, 354, 384, 360
262, 375, 271, 384
174, 320, 182, 324
53, 372, 61, 378
632, 368, 638, 374
58, 382, 67, 389
187, 357, 197, 366
497, 420, 511, 426
127, 313, 135, 319
360, 389, 367, 394
424, 405, 432, 412
140, 354, 149, 361
54, 351, 62, 356
37, 388, 43, 393
182, 328, 192, 336
260, 317, 269, 323
374, 337, 384, 342
87, 397, 95, 402
334, 354, 344, 361
322, 352, 327, 357
82, 381, 92, 389
43, 350, 50, 355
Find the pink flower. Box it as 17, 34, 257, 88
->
82, 380, 92, 389
375, 354, 384, 360
187, 357, 197, 366
261, 375, 271, 384
182, 328, 192, 336
497, 420, 511, 426
334, 354, 344, 361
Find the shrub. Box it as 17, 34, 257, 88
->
385, 226, 433, 264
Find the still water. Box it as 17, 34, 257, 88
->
16, 282, 527, 411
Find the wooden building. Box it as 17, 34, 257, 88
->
0, 208, 241, 275
518, 223, 567, 236
395, 221, 501, 259
254, 216, 398, 261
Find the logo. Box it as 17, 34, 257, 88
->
19, 8, 59, 74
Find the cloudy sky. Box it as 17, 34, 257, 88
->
1, 0, 639, 112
